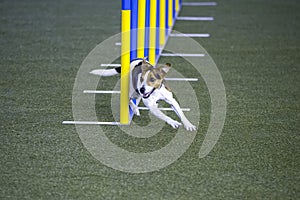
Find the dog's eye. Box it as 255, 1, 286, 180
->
150, 77, 155, 82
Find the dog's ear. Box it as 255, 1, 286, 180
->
141, 58, 153, 72
142, 57, 148, 63
159, 63, 172, 74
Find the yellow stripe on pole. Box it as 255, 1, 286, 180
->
120, 10, 131, 124
160, 0, 166, 46
149, 0, 157, 65
175, 0, 179, 13
137, 0, 146, 58
168, 0, 173, 27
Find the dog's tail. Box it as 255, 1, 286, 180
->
90, 67, 121, 77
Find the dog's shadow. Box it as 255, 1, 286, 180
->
132, 110, 151, 126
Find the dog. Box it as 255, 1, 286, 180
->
90, 58, 196, 131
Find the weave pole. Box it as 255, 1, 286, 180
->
149, 0, 157, 65
120, 0, 131, 124
137, 0, 146, 58
159, 0, 166, 47
168, 0, 173, 28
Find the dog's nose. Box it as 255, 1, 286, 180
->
139, 87, 145, 94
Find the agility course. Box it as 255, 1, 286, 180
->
1, 0, 299, 199
63, 0, 213, 125
120, 0, 216, 124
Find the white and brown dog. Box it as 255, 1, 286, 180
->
90, 58, 196, 131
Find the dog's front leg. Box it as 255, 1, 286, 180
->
129, 99, 140, 116
143, 100, 182, 129
165, 96, 197, 131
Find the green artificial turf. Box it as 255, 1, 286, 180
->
0, 0, 299, 199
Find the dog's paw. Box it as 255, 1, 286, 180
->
167, 119, 182, 129
129, 103, 140, 116
134, 108, 140, 116
183, 121, 197, 131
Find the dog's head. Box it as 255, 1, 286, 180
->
138, 59, 171, 98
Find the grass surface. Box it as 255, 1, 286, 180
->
0, 0, 299, 199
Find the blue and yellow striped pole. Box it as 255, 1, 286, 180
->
159, 0, 166, 47
175, 0, 180, 13
137, 0, 146, 58
168, 0, 173, 28
144, 0, 150, 59
149, 0, 157, 65
131, 0, 138, 59
156, 0, 160, 59
120, 0, 131, 124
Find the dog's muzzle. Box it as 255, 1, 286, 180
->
138, 87, 155, 99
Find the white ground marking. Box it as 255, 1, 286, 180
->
138, 107, 190, 112
165, 78, 198, 81
62, 121, 121, 125
170, 33, 210, 38
182, 2, 217, 6
83, 90, 121, 94
160, 53, 205, 57
100, 64, 121, 67
177, 16, 214, 21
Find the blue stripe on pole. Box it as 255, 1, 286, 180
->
166, 0, 169, 34
173, 0, 176, 19
122, 0, 131, 10
131, 0, 138, 59
156, 0, 160, 57
144, 0, 150, 58
129, 98, 136, 120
